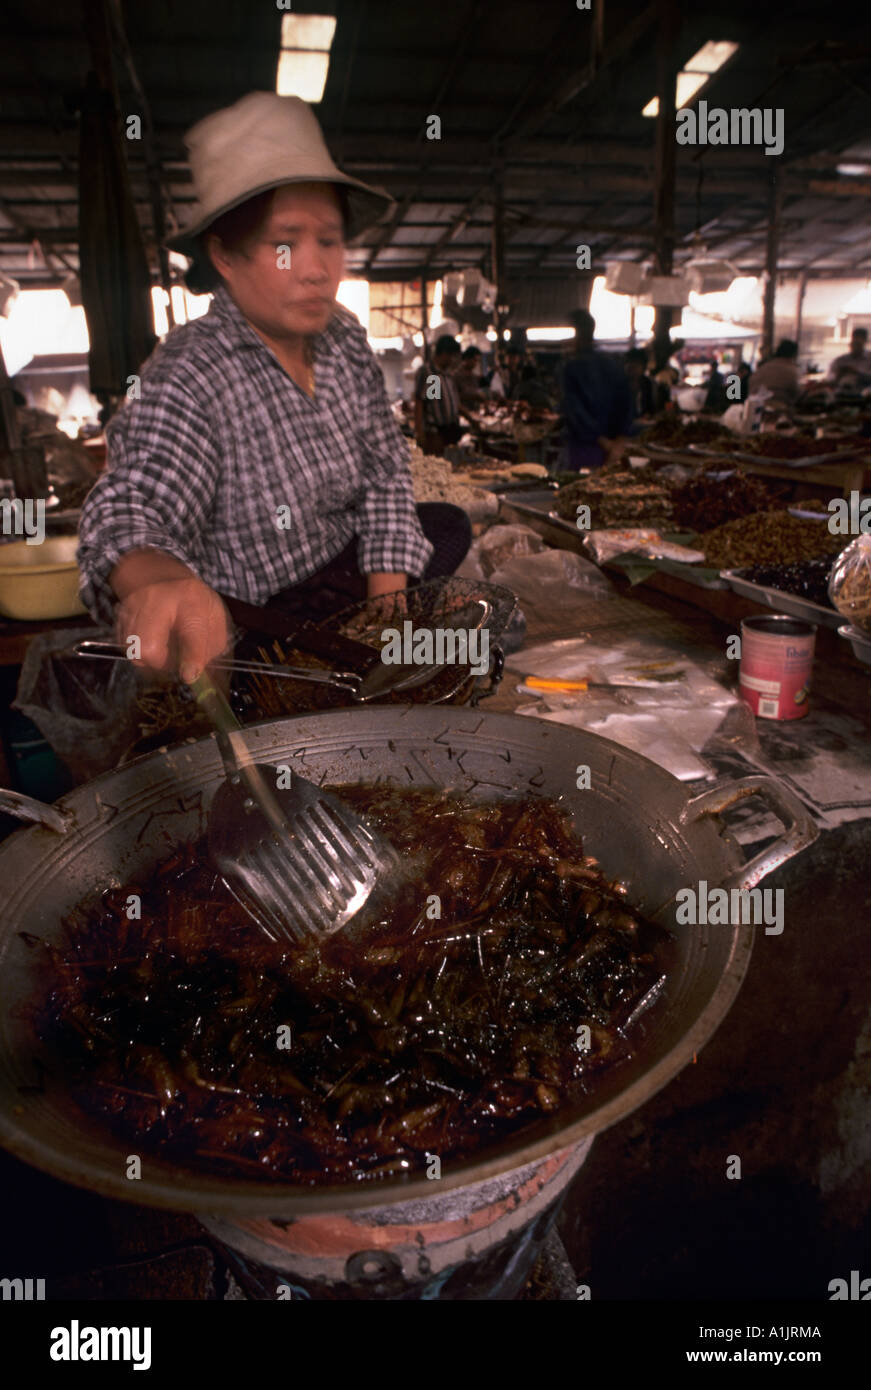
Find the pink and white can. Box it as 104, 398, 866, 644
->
739, 614, 816, 720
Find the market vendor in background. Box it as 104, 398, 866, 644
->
703, 358, 729, 413
77, 93, 471, 683
413, 334, 466, 456
623, 347, 658, 418
828, 327, 871, 391
488, 344, 523, 399
735, 359, 752, 402
512, 362, 553, 409
453, 344, 489, 410
560, 310, 634, 470
749, 338, 800, 406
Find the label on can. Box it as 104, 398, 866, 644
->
739, 616, 816, 721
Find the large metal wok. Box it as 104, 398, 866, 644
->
0, 707, 816, 1221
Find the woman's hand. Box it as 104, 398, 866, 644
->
344, 580, 409, 636
366, 571, 407, 599
111, 550, 230, 683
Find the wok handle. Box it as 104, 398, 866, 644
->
680, 774, 818, 890
0, 788, 73, 834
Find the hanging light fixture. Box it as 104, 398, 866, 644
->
685, 256, 739, 295
0, 273, 20, 317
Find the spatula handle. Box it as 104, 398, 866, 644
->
190, 673, 289, 835
188, 673, 246, 779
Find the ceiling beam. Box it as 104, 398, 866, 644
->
507, 2, 659, 143
332, 0, 366, 145
422, 191, 487, 269
428, 0, 490, 110
492, 9, 586, 142
364, 193, 416, 271
0, 127, 786, 169
807, 178, 871, 198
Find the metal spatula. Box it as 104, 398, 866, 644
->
192, 674, 394, 945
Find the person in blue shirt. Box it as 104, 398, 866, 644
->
560, 310, 634, 470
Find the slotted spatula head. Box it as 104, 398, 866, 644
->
207, 765, 393, 944
191, 674, 393, 945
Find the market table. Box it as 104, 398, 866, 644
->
634, 441, 870, 499
729, 452, 870, 499
480, 544, 871, 1295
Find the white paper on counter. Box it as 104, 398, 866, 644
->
510, 640, 743, 781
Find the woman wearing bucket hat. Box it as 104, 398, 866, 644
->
78, 92, 471, 681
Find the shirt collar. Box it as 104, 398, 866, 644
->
208, 283, 344, 358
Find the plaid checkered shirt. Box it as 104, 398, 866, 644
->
77, 284, 433, 623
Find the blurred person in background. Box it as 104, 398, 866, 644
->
414, 334, 463, 455
560, 310, 634, 469
750, 338, 800, 406
501, 343, 524, 397
735, 359, 752, 402
512, 361, 553, 409
828, 327, 871, 391
487, 353, 507, 396
624, 347, 657, 418
453, 344, 488, 410
703, 357, 728, 413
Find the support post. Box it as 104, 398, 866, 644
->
491, 163, 506, 346
761, 170, 782, 359
419, 274, 428, 360
652, 0, 679, 371
108, 0, 174, 320
793, 267, 808, 349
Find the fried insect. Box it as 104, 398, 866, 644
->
34, 790, 670, 1185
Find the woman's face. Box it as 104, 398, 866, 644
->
209, 182, 345, 340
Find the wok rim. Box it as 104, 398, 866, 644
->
0, 709, 756, 1216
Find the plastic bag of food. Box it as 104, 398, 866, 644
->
583, 529, 706, 564
828, 534, 871, 633
489, 549, 613, 625
475, 523, 546, 576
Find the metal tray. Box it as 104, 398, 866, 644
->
788, 506, 830, 522
721, 569, 842, 628
640, 441, 709, 460
728, 447, 865, 469
489, 478, 559, 496
491, 488, 560, 513
838, 624, 871, 666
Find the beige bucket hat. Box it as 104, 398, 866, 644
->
166, 91, 394, 254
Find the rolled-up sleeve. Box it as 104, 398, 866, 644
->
77, 376, 219, 624
354, 353, 433, 578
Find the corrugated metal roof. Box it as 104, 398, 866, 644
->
1, 0, 870, 291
